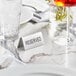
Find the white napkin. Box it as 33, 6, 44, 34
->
15, 22, 53, 63
22, 0, 49, 12
19, 22, 49, 37
20, 6, 33, 24
19, 29, 52, 63
18, 37, 53, 63
18, 34, 65, 64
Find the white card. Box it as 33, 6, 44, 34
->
18, 32, 44, 50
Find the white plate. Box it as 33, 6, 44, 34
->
22, 0, 49, 12
20, 6, 33, 24
0, 64, 76, 76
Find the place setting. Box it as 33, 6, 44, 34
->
0, 1, 76, 76
0, 0, 50, 69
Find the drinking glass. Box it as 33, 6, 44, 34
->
54, 0, 76, 67
0, 0, 22, 59
48, 0, 76, 67
48, 1, 67, 66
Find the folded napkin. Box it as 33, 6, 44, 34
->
18, 35, 65, 64
20, 6, 33, 24
14, 22, 53, 63
18, 37, 53, 63
19, 22, 49, 37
